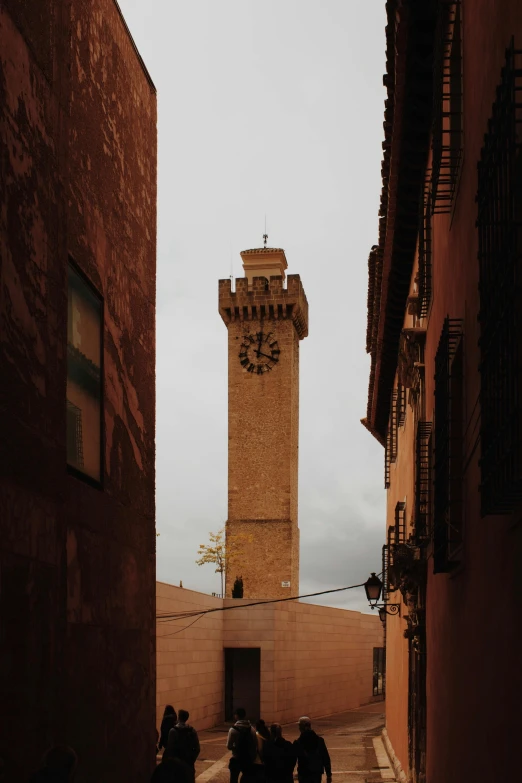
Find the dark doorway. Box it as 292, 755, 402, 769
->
224, 648, 261, 722
373, 647, 385, 696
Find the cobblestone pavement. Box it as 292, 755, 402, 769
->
184, 702, 394, 783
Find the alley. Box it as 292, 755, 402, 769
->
190, 703, 393, 783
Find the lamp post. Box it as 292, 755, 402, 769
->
364, 572, 401, 616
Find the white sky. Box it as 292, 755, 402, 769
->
117, 0, 387, 612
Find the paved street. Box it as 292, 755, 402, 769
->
186, 702, 393, 783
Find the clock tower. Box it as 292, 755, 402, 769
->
218, 245, 309, 599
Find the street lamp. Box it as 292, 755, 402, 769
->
364, 572, 401, 617
364, 573, 382, 605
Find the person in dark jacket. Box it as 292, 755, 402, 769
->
165, 709, 200, 783
29, 746, 78, 783
263, 724, 296, 783
159, 706, 178, 754
293, 718, 331, 783
227, 708, 257, 783
151, 757, 192, 783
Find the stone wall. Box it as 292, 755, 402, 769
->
0, 3, 156, 781
156, 584, 224, 731
219, 275, 309, 600
156, 583, 383, 730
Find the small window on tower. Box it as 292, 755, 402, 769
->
66, 263, 103, 483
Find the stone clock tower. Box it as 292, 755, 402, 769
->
218, 245, 309, 599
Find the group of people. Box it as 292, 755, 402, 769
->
227, 710, 331, 783
154, 705, 331, 783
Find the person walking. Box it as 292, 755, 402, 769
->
150, 757, 192, 783
253, 720, 270, 783
159, 706, 178, 755
293, 717, 331, 783
165, 709, 200, 783
263, 724, 296, 783
29, 746, 78, 782
227, 708, 257, 783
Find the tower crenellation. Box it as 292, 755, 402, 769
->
219, 274, 308, 337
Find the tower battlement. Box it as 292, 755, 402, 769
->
218, 274, 309, 339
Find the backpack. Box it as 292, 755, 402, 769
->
168, 727, 199, 765
235, 726, 257, 769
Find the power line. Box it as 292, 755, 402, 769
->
156, 578, 377, 624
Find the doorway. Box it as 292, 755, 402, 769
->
224, 648, 261, 722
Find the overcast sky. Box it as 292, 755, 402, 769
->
118, 0, 387, 613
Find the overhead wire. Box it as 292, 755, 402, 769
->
156, 577, 381, 636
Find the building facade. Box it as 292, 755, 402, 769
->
156, 582, 383, 729
0, 2, 157, 781
219, 247, 308, 599
364, 2, 522, 782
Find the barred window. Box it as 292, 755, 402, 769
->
434, 318, 463, 572
395, 501, 406, 545
67, 263, 103, 483
418, 190, 432, 318
384, 390, 398, 488
431, 0, 463, 213
415, 422, 432, 545
398, 384, 407, 427
477, 40, 522, 515
390, 389, 398, 461
382, 543, 389, 601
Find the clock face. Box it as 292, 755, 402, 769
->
238, 332, 280, 374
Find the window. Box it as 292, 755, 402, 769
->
415, 422, 432, 545
384, 389, 399, 488
67, 263, 102, 483
394, 501, 406, 545
433, 318, 463, 572
418, 190, 432, 318
373, 647, 385, 697
477, 40, 522, 515
398, 383, 407, 427
431, 0, 463, 213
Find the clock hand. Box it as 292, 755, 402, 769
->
254, 350, 278, 362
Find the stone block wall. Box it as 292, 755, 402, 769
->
156, 583, 383, 731
156, 584, 225, 731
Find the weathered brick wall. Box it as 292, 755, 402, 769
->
219, 275, 308, 599
0, 2, 156, 781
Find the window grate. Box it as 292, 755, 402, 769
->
390, 390, 398, 462
395, 501, 407, 545
385, 429, 391, 489
431, 0, 463, 213
434, 318, 463, 572
418, 189, 432, 318
477, 39, 522, 515
415, 422, 433, 545
382, 543, 390, 601
398, 383, 407, 427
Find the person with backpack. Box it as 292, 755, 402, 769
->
29, 745, 78, 782
293, 717, 331, 783
263, 724, 296, 783
253, 719, 270, 782
227, 708, 257, 783
159, 706, 178, 755
165, 709, 200, 783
